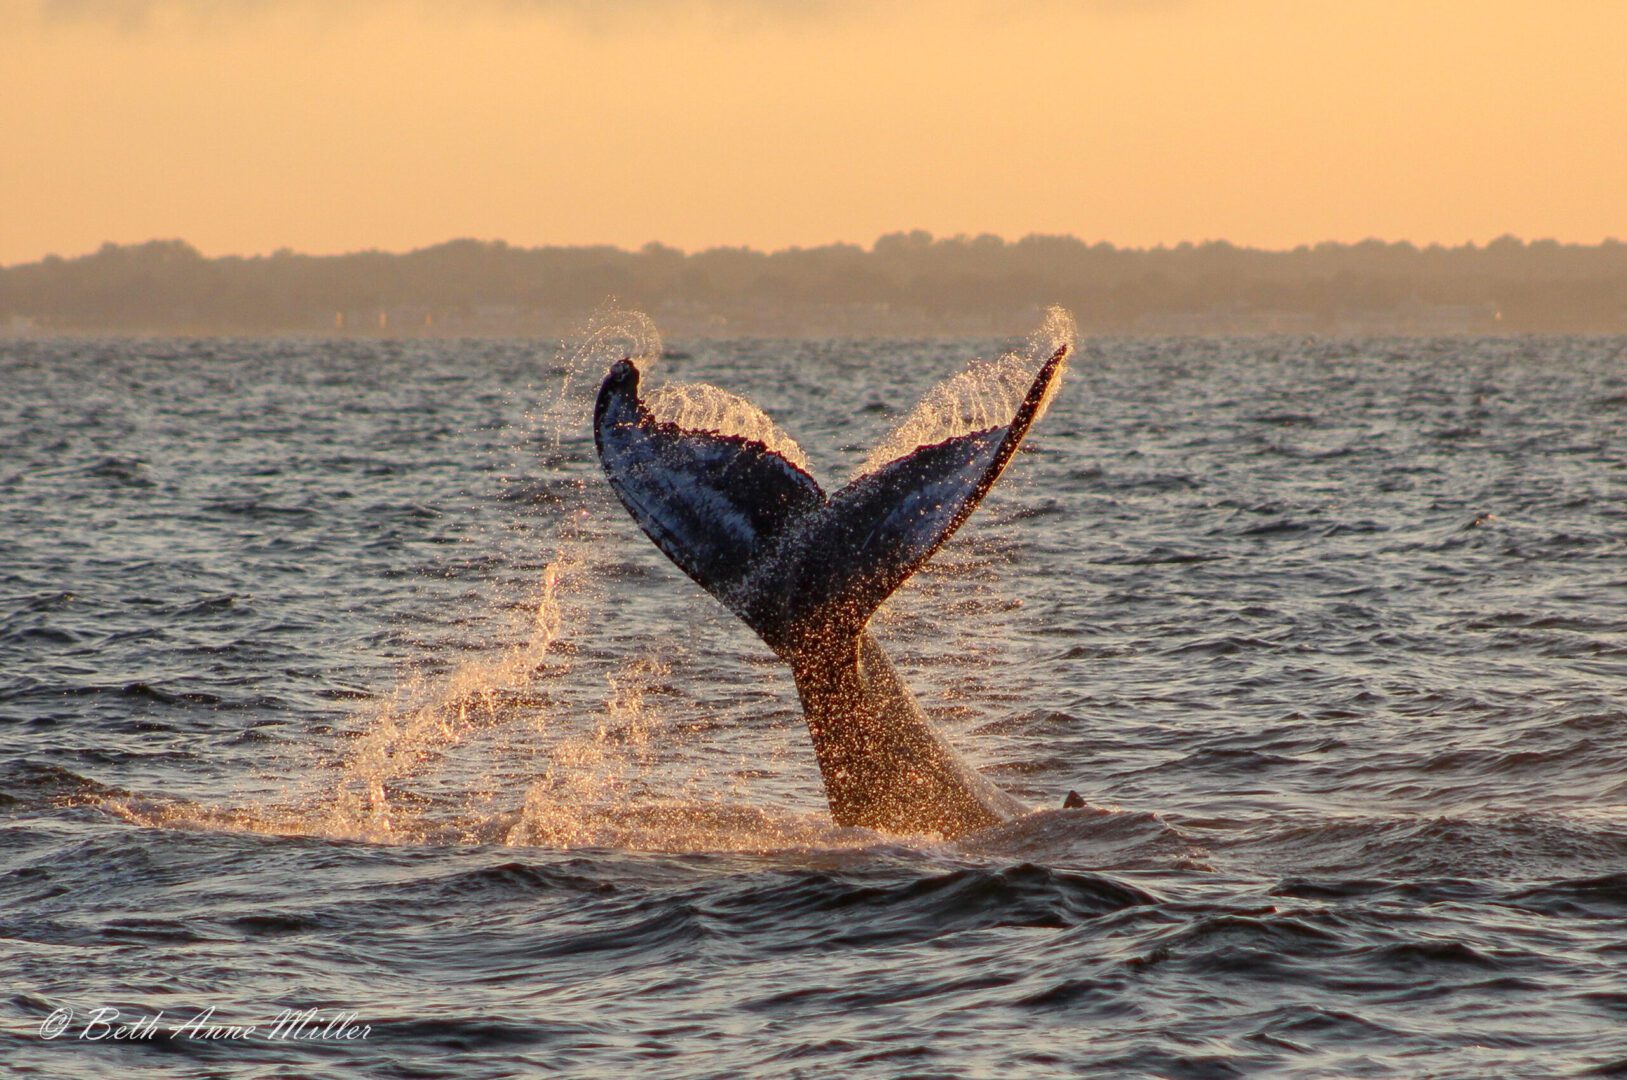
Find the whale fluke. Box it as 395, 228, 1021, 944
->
593, 343, 1071, 836
768, 343, 1068, 649
594, 358, 823, 645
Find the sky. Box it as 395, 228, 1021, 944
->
3, 0, 1625, 264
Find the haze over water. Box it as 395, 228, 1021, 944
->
2, 330, 1625, 1076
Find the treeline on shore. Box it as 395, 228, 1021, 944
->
3, 232, 1626, 337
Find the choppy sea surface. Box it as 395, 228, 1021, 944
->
2, 332, 1625, 1078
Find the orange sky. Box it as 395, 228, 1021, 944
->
3, 0, 1624, 264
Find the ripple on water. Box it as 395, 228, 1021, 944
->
1, 335, 1625, 1077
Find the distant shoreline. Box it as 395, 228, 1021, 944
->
5, 233, 1625, 337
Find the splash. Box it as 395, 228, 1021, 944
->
319, 553, 573, 844
109, 308, 1068, 854
299, 310, 715, 848
545, 308, 810, 473
860, 305, 1076, 476
646, 381, 812, 473
498, 656, 855, 851
502, 655, 671, 846
223, 309, 844, 853
543, 306, 663, 449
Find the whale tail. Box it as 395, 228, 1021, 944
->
594, 343, 1069, 657
593, 339, 1070, 835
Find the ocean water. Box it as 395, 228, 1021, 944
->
2, 331, 1625, 1078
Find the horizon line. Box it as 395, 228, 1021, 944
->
10, 230, 1627, 270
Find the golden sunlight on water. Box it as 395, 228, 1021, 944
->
8, 331, 1626, 1076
